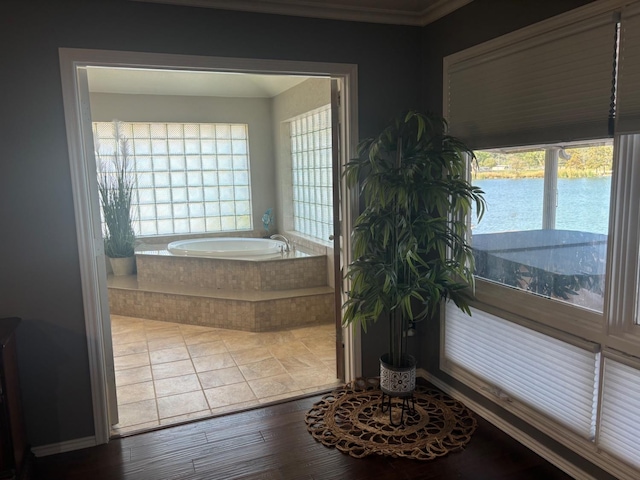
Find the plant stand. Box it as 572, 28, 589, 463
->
379, 391, 416, 427
379, 353, 416, 426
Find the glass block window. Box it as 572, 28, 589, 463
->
290, 105, 333, 242
93, 121, 252, 236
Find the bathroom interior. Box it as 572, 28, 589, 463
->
87, 67, 341, 435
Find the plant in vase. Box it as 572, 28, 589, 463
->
96, 121, 136, 276
343, 111, 485, 399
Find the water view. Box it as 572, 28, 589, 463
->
471, 176, 612, 235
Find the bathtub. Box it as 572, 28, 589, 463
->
167, 237, 286, 258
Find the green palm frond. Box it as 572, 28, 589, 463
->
342, 110, 486, 366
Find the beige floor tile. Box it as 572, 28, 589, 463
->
290, 324, 335, 338
257, 331, 297, 346
290, 369, 340, 390
116, 381, 156, 405
154, 373, 201, 397
144, 319, 177, 331
109, 315, 338, 434
222, 336, 265, 352
268, 341, 314, 359
112, 341, 148, 357
299, 336, 335, 352
222, 331, 295, 351
111, 320, 145, 336
204, 383, 257, 409
112, 330, 148, 345
114, 352, 150, 371
214, 327, 254, 338
187, 341, 228, 358
192, 352, 236, 373
151, 359, 196, 380
183, 331, 223, 346
147, 335, 186, 352
149, 346, 191, 364
115, 399, 158, 427
239, 358, 286, 381
116, 365, 153, 386
197, 367, 245, 389
278, 354, 327, 374
179, 324, 218, 335
247, 373, 298, 398
230, 346, 273, 366
146, 326, 183, 340
157, 390, 209, 419
299, 340, 336, 364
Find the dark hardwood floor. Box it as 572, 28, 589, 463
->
34, 393, 574, 480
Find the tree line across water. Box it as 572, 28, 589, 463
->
474, 145, 613, 179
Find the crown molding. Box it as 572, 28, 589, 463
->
130, 0, 473, 26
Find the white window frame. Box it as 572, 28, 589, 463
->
470, 141, 613, 337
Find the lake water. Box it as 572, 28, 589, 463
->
471, 177, 612, 235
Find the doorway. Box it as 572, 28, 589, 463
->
59, 48, 359, 443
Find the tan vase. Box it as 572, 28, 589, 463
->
109, 256, 136, 276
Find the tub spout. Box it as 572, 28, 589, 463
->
270, 234, 291, 253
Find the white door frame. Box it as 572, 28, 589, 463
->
58, 47, 360, 445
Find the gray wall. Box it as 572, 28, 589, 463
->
2, 0, 420, 447
90, 92, 276, 233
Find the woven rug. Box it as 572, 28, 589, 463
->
304, 377, 477, 460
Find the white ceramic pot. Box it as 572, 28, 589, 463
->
379, 353, 416, 397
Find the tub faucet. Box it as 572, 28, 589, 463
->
270, 234, 291, 253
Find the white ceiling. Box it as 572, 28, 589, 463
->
130, 0, 473, 26
87, 67, 314, 98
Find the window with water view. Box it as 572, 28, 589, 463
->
471, 141, 613, 312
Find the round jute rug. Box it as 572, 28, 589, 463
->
304, 377, 477, 460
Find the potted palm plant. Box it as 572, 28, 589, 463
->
96, 121, 137, 276
343, 111, 485, 398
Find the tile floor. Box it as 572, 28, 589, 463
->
110, 315, 340, 436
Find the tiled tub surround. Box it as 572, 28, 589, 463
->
110, 315, 340, 436
108, 243, 335, 332
136, 247, 327, 291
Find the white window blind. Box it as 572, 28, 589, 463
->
598, 354, 640, 469
616, 3, 640, 133
444, 13, 617, 149
444, 304, 600, 438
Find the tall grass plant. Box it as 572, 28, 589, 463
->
96, 121, 136, 258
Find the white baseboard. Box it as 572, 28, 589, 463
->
416, 368, 596, 480
32, 436, 97, 457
